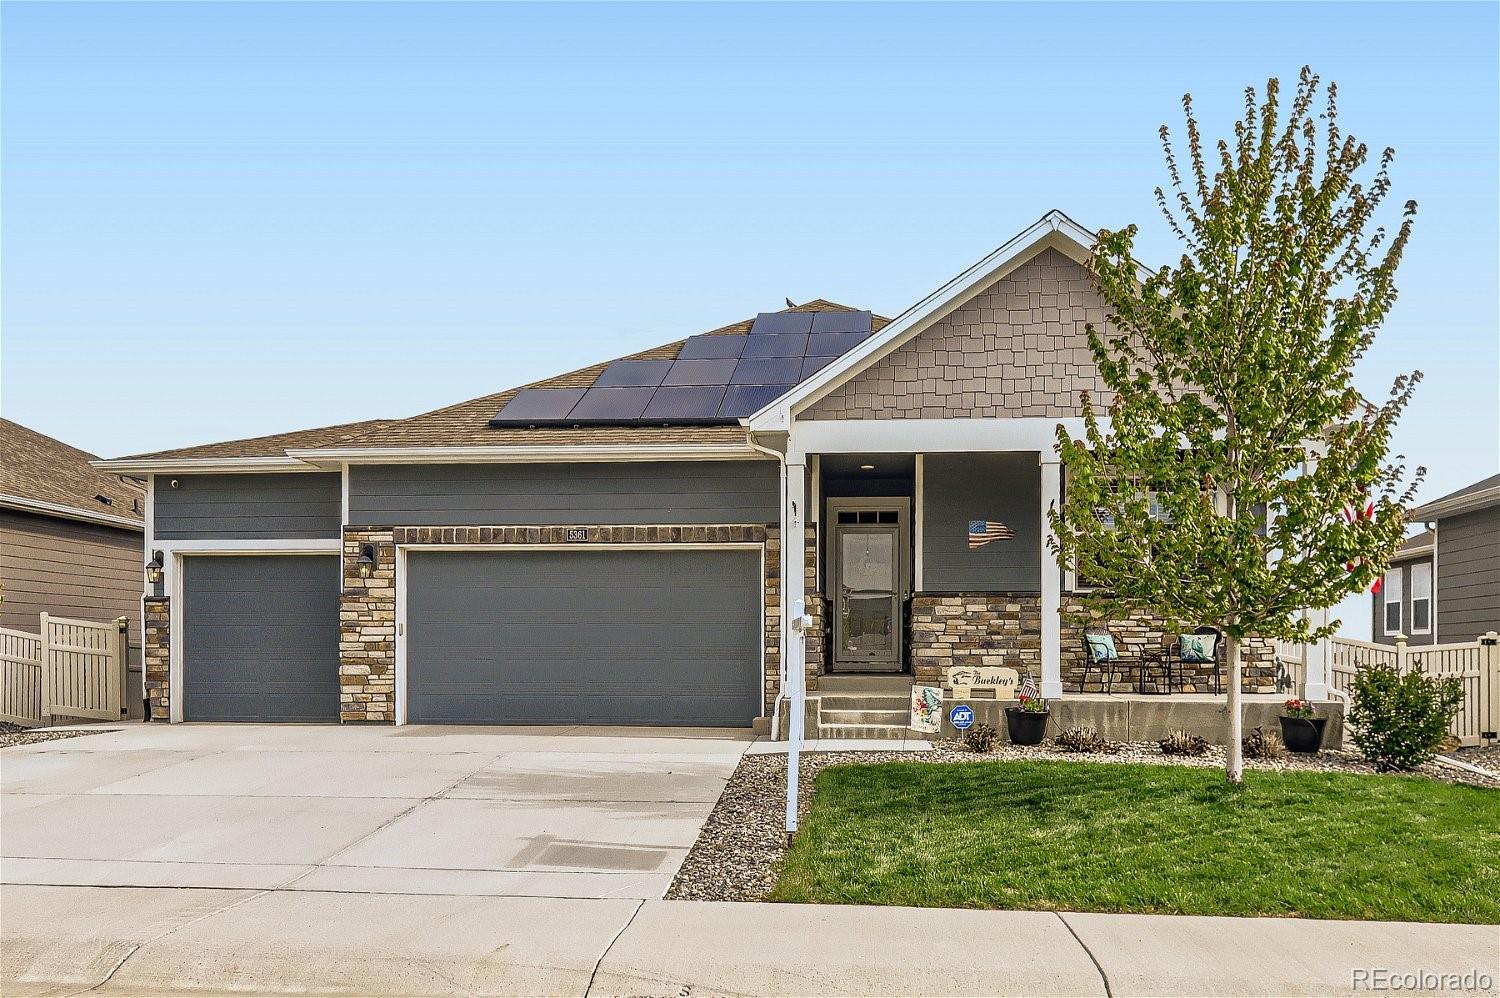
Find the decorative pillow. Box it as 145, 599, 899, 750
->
1085, 633, 1119, 662
1179, 632, 1218, 663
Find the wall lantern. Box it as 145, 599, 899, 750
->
357, 543, 378, 579
145, 550, 164, 586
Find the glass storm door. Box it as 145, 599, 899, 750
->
833, 524, 902, 671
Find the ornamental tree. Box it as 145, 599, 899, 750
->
1050, 68, 1423, 783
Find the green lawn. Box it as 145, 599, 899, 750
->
770, 761, 1500, 923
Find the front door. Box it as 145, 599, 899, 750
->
832, 523, 903, 671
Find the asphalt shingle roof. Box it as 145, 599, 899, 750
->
0, 419, 144, 523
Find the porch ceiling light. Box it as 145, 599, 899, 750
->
860, 463, 875, 471
145, 550, 164, 586
357, 542, 378, 579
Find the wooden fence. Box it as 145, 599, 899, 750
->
0, 614, 129, 728
1326, 633, 1499, 748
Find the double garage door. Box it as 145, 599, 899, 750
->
181, 549, 761, 726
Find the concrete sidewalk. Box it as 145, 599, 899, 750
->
3, 886, 1495, 997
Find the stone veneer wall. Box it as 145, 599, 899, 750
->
764, 526, 822, 706
143, 596, 170, 720
909, 593, 1281, 693
340, 522, 793, 722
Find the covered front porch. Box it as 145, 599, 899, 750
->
771, 425, 1338, 740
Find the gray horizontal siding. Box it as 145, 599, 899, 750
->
349, 461, 779, 527
920, 453, 1040, 592
153, 474, 341, 540
1436, 506, 1500, 641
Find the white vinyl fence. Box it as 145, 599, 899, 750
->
0, 613, 129, 727
1326, 633, 1500, 748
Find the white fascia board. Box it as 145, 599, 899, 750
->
1408, 485, 1500, 523
786, 417, 1101, 461
0, 494, 145, 531
155, 538, 341, 554
89, 456, 319, 475
287, 443, 767, 464
749, 211, 1101, 432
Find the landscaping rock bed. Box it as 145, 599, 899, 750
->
666, 739, 1499, 903
0, 722, 108, 749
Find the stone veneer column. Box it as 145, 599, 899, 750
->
340, 527, 396, 722
143, 596, 170, 720
763, 524, 821, 714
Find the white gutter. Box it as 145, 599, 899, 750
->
90, 456, 317, 475
286, 443, 768, 465
0, 494, 145, 531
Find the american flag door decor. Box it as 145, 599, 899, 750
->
968, 519, 1015, 549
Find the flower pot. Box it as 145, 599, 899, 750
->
1278, 715, 1327, 754
1005, 707, 1049, 745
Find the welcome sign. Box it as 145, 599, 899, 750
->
946, 666, 1019, 699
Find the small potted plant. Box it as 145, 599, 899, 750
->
1006, 691, 1050, 745
1278, 698, 1326, 754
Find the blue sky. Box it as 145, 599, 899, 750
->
3, 2, 1496, 632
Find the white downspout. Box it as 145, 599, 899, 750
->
748, 433, 790, 741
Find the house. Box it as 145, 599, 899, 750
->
1, 419, 146, 710
95, 211, 1303, 730
1372, 474, 1500, 647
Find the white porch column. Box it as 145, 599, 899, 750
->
1040, 456, 1063, 698
783, 458, 808, 837
1303, 606, 1332, 700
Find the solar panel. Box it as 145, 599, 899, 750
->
742, 333, 809, 359
676, 334, 747, 360
800, 355, 836, 380
662, 358, 739, 386
719, 383, 795, 418
642, 385, 728, 421
731, 357, 803, 385
810, 310, 872, 334
489, 387, 588, 425
749, 312, 814, 335
807, 331, 870, 358
567, 387, 655, 421
594, 359, 674, 388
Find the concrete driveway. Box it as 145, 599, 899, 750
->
1, 723, 751, 900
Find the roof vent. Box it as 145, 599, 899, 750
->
95, 494, 113, 506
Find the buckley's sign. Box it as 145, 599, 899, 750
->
946, 666, 1019, 699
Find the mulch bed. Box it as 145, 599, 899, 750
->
0, 722, 110, 749
666, 739, 1500, 903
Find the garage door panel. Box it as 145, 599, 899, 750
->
183, 556, 340, 722
406, 549, 761, 726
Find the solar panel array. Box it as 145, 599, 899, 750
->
489, 310, 873, 426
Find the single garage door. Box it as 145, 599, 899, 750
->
406, 548, 762, 726
182, 555, 340, 721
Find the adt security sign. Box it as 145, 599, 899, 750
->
949, 705, 975, 730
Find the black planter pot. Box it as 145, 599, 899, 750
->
1006, 707, 1049, 745
1278, 715, 1327, 754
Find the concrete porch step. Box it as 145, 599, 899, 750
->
820, 708, 910, 726
817, 694, 911, 712
817, 723, 924, 740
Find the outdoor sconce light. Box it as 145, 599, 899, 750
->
357, 543, 378, 579
145, 551, 164, 586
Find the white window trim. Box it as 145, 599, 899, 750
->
1382, 568, 1404, 637
1409, 561, 1432, 635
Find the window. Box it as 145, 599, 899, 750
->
1383, 568, 1403, 636
1410, 562, 1432, 634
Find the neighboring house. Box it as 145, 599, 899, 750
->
1373, 474, 1500, 646
0, 419, 146, 702
96, 211, 1296, 728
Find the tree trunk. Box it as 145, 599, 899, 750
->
1225, 632, 1244, 784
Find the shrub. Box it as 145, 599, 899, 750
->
1158, 729, 1210, 756
1347, 662, 1465, 771
1054, 725, 1120, 754
1242, 726, 1285, 759
963, 722, 1000, 753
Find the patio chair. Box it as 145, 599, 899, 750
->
1159, 626, 1223, 694
1080, 625, 1141, 694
